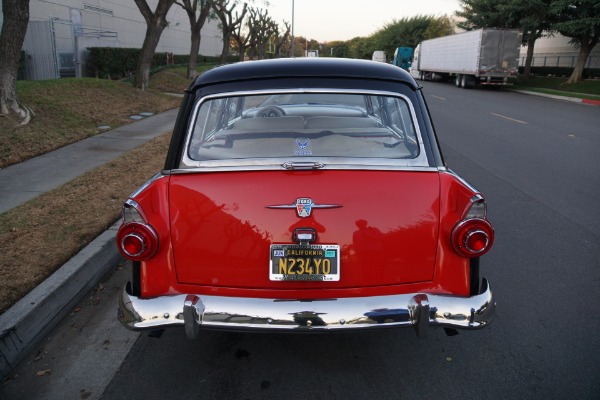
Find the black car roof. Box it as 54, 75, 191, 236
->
192, 58, 418, 90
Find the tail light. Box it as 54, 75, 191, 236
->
116, 200, 159, 261
451, 195, 494, 257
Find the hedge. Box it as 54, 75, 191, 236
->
86, 47, 237, 79
519, 66, 600, 79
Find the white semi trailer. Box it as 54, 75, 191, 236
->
410, 28, 522, 88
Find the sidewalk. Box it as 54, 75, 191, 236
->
0, 108, 178, 380
0, 108, 179, 214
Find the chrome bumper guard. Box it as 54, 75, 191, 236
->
118, 279, 495, 338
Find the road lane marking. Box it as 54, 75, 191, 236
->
431, 95, 447, 101
491, 112, 528, 124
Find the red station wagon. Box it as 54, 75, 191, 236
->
117, 58, 495, 339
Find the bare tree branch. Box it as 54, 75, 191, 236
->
213, 0, 248, 63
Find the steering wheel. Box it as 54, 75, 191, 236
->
256, 106, 286, 118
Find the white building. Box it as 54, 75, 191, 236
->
0, 0, 223, 79
519, 33, 600, 69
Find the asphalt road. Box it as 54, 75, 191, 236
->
2, 82, 599, 400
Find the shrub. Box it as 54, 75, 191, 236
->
86, 48, 237, 79
518, 66, 600, 79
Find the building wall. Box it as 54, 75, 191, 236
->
519, 33, 600, 68
25, 0, 222, 56
0, 0, 223, 79
0, 0, 222, 56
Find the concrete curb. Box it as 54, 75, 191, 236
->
512, 89, 600, 106
0, 222, 122, 380
0, 107, 179, 381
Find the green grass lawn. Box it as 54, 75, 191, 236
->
512, 76, 600, 100
0, 64, 218, 169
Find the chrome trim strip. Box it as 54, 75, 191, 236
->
123, 199, 141, 213
118, 279, 494, 337
266, 204, 342, 210
440, 169, 479, 194
129, 172, 168, 198
122, 199, 146, 224
462, 194, 487, 220
168, 165, 440, 174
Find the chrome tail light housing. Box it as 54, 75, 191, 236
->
116, 200, 159, 261
451, 195, 494, 257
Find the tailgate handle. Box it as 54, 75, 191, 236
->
282, 161, 325, 170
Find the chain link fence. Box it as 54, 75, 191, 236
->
521, 52, 600, 69
20, 17, 119, 80
52, 18, 77, 78
22, 20, 59, 80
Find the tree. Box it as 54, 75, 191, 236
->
176, 0, 214, 79
369, 15, 454, 59
290, 36, 307, 57
456, 0, 508, 29
423, 15, 455, 39
323, 41, 349, 58
231, 6, 252, 60
213, 0, 248, 63
500, 0, 554, 78
304, 38, 320, 56
272, 21, 291, 58
551, 0, 600, 83
247, 8, 277, 60
0, 0, 31, 124
456, 0, 553, 79
347, 36, 375, 59
134, 0, 177, 90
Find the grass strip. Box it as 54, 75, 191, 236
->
511, 86, 600, 101
0, 77, 180, 169
0, 132, 171, 313
512, 76, 600, 99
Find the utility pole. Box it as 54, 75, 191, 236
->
291, 0, 295, 57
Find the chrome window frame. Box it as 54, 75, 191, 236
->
178, 88, 432, 172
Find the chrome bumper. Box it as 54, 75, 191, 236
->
118, 279, 494, 338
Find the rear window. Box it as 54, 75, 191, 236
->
185, 92, 420, 164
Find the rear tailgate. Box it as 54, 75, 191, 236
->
169, 170, 440, 289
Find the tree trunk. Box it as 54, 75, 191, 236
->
0, 0, 31, 121
135, 25, 164, 90
178, 0, 211, 80
188, 25, 201, 79
523, 33, 536, 79
220, 33, 231, 63
567, 41, 592, 84
133, 0, 175, 91
238, 44, 246, 61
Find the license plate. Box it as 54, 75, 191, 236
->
270, 244, 340, 281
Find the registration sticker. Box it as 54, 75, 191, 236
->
269, 244, 340, 281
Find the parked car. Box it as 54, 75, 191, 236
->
116, 58, 495, 339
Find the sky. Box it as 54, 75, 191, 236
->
264, 0, 461, 42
